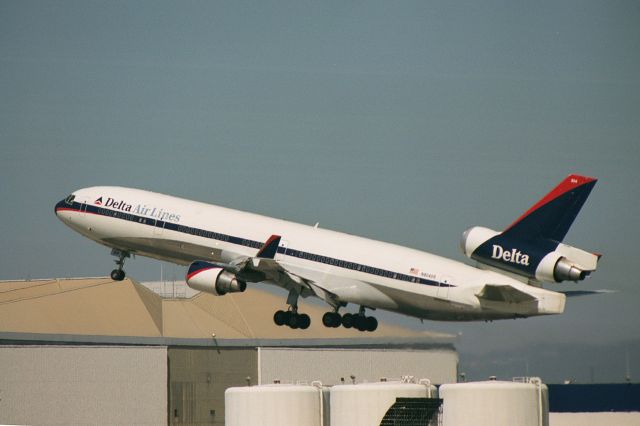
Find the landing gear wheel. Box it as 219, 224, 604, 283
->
110, 269, 125, 281
322, 312, 341, 328
354, 315, 367, 331
365, 316, 378, 332
287, 313, 300, 329
298, 313, 311, 329
322, 312, 333, 327
110, 249, 129, 282
273, 310, 287, 326
341, 313, 354, 328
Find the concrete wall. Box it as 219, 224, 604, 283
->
168, 347, 258, 426
258, 347, 458, 385
0, 344, 456, 425
0, 345, 167, 426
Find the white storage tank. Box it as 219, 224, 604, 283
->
330, 379, 437, 426
440, 377, 549, 426
225, 383, 329, 426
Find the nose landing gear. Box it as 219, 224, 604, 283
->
110, 249, 129, 281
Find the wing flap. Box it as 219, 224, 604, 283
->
241, 257, 340, 307
188, 234, 341, 307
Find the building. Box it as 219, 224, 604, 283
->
0, 277, 457, 425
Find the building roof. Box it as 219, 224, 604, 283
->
0, 277, 455, 347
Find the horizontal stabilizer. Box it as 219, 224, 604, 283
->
559, 289, 616, 297
476, 284, 537, 303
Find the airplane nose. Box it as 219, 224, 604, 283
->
54, 199, 67, 216
54, 195, 76, 220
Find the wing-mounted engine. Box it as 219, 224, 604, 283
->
186, 260, 247, 295
461, 226, 600, 283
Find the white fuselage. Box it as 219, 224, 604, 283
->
55, 186, 565, 321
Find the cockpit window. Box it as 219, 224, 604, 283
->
65, 194, 75, 205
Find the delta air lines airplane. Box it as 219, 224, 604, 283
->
55, 175, 601, 331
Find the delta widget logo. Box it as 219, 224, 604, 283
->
95, 197, 103, 205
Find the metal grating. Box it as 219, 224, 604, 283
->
380, 397, 443, 426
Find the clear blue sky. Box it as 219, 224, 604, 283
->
1, 1, 639, 382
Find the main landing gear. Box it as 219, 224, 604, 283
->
322, 306, 378, 332
273, 308, 311, 330
110, 249, 129, 281
273, 288, 310, 329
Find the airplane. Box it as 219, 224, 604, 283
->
54, 174, 601, 331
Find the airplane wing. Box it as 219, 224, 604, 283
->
476, 284, 537, 303
242, 256, 341, 308
188, 234, 342, 308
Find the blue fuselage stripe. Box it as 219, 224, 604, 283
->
58, 201, 447, 288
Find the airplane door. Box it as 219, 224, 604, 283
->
437, 275, 453, 299
76, 196, 90, 224
279, 239, 289, 256
153, 219, 165, 236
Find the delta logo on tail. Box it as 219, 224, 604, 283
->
491, 245, 530, 266
462, 174, 600, 283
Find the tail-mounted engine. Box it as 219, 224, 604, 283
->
461, 226, 600, 283
186, 260, 247, 295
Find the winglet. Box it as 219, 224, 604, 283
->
256, 234, 281, 259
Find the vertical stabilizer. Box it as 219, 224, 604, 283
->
502, 174, 597, 243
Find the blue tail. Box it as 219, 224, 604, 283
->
468, 174, 599, 282
502, 174, 597, 243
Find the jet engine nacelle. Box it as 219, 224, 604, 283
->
461, 226, 599, 283
461, 226, 500, 257
186, 261, 247, 296
534, 247, 598, 283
